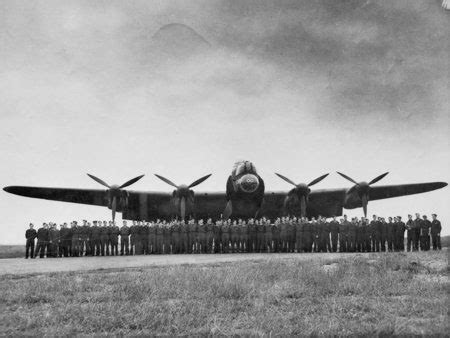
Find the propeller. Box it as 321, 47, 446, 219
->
275, 173, 329, 217
87, 174, 145, 221
336, 171, 389, 217
154, 173, 212, 220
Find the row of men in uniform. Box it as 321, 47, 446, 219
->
24, 213, 442, 258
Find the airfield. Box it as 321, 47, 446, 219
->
1, 250, 448, 335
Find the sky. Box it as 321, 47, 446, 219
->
0, 0, 448, 244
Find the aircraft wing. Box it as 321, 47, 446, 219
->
3, 186, 109, 206
365, 182, 447, 202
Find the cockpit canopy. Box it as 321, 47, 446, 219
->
232, 160, 257, 178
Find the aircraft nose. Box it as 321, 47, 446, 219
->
239, 174, 259, 193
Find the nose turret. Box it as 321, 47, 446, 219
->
239, 174, 259, 193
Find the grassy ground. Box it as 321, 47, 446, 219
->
0, 251, 448, 335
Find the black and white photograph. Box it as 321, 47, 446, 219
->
0, 0, 449, 335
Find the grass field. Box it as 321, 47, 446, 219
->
0, 251, 448, 335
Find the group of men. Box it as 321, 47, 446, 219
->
25, 213, 442, 258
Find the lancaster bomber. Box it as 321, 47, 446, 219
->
3, 160, 447, 221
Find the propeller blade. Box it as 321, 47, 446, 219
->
275, 173, 297, 187
87, 174, 111, 188
188, 174, 212, 188
111, 196, 117, 221
119, 175, 145, 189
154, 174, 178, 188
361, 194, 368, 218
300, 196, 307, 218
336, 172, 359, 185
368, 172, 389, 185
307, 173, 329, 187
180, 196, 186, 220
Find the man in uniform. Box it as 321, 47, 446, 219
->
263, 219, 272, 253
406, 214, 414, 251
295, 218, 304, 253
188, 220, 198, 254
256, 219, 265, 252
430, 214, 441, 250
99, 221, 109, 256
48, 223, 59, 258
379, 217, 387, 252
180, 220, 189, 254
247, 219, 256, 253
162, 221, 171, 254
230, 220, 240, 253
120, 220, 130, 255
339, 215, 350, 252
288, 218, 296, 253
420, 215, 431, 251
240, 220, 248, 253
34, 223, 49, 258
110, 221, 119, 256
205, 219, 214, 254
348, 218, 357, 252
197, 219, 207, 254
412, 213, 422, 251
71, 221, 81, 257
302, 218, 312, 252
386, 217, 395, 252
25, 223, 37, 259
395, 216, 406, 252
221, 219, 231, 253
329, 216, 339, 253
155, 221, 163, 254
90, 221, 101, 256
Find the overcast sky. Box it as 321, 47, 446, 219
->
1, 0, 448, 244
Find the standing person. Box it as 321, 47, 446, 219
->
295, 218, 304, 253
59, 223, 70, 257
90, 221, 101, 256
99, 221, 109, 256
396, 216, 406, 252
230, 220, 240, 253
247, 219, 257, 253
171, 221, 181, 254
155, 221, 164, 254
120, 220, 130, 255
421, 215, 431, 251
142, 222, 150, 254
288, 218, 296, 253
386, 217, 395, 252
212, 220, 221, 253
406, 215, 414, 252
329, 216, 339, 253
256, 219, 265, 252
197, 219, 207, 254
34, 223, 49, 258
180, 220, 189, 254
221, 220, 231, 253
25, 223, 37, 259
48, 223, 59, 258
362, 218, 371, 252
302, 218, 312, 253
109, 221, 119, 256
379, 217, 387, 252
340, 215, 350, 252
205, 219, 214, 254
264, 219, 272, 253
430, 214, 441, 250
188, 220, 198, 254
348, 218, 357, 252
240, 220, 248, 253
412, 213, 422, 251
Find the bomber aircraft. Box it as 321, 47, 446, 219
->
3, 160, 447, 221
